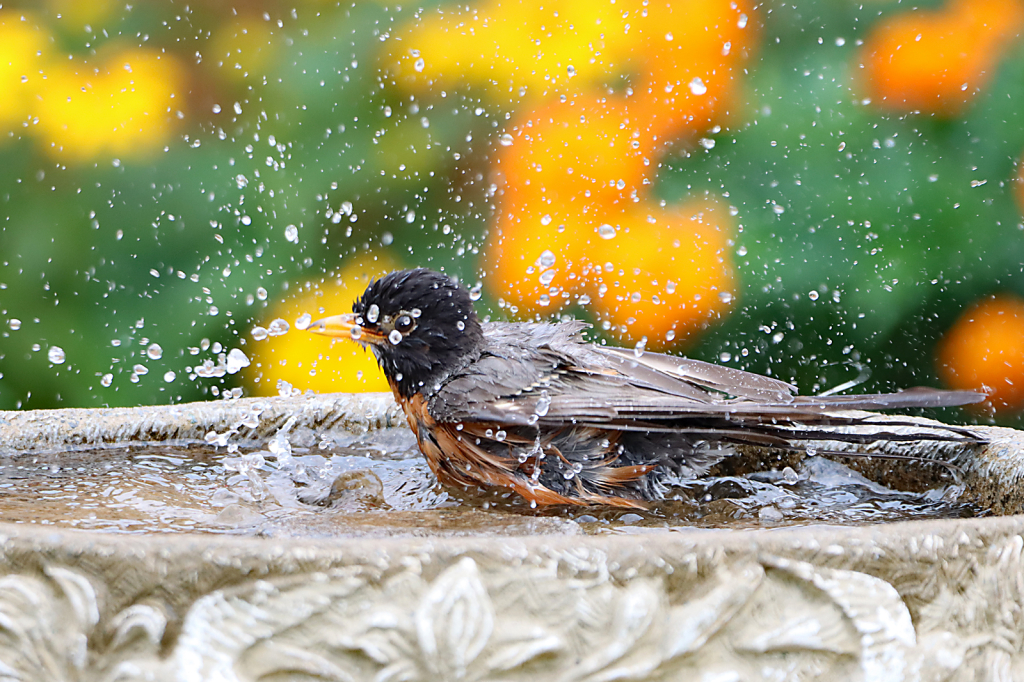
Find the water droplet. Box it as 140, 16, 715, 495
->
212, 103, 222, 114
719, 291, 734, 304
665, 329, 676, 342
100, 373, 113, 387
457, 320, 466, 331
540, 214, 552, 226
719, 351, 732, 362
366, 304, 380, 323
295, 313, 312, 330
256, 287, 268, 301
737, 13, 748, 28
699, 138, 715, 150
48, 346, 66, 364
539, 270, 556, 286
567, 65, 576, 77
233, 102, 243, 115
8, 318, 21, 330
597, 224, 617, 239
688, 77, 708, 95
808, 290, 820, 301
133, 364, 148, 375
267, 318, 290, 336
469, 284, 483, 301
772, 204, 785, 215
226, 349, 250, 374
634, 338, 647, 358
146, 343, 163, 360
389, 329, 403, 345
499, 133, 514, 147
251, 326, 268, 341
534, 390, 551, 417
737, 245, 748, 256
414, 58, 425, 72
284, 224, 299, 243
164, 371, 176, 383
495, 430, 507, 441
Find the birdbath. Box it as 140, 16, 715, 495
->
1, 393, 1023, 680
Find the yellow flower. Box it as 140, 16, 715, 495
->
243, 257, 396, 396
208, 17, 278, 84
388, 0, 634, 104
43, 0, 117, 30
0, 13, 50, 135
35, 47, 185, 162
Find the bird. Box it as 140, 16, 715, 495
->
308, 268, 985, 508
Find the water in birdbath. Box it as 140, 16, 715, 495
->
0, 427, 980, 537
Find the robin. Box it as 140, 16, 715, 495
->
309, 268, 984, 508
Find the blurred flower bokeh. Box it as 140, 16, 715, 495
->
2, 0, 1024, 423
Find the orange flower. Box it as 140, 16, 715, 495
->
484, 95, 652, 314
244, 258, 395, 396
391, 0, 758, 343
634, 0, 755, 145
937, 294, 1024, 413
483, 181, 604, 315
860, 0, 1024, 115
586, 197, 736, 349
35, 47, 185, 162
495, 96, 652, 210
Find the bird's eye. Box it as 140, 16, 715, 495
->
395, 314, 415, 334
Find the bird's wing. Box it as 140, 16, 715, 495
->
429, 323, 983, 434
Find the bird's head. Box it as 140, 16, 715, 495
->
308, 268, 483, 398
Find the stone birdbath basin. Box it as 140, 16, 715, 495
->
1, 393, 1024, 680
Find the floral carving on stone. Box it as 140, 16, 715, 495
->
0, 535, 1020, 681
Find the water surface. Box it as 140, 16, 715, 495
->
0, 428, 979, 537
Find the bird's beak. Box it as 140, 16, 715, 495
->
307, 312, 384, 343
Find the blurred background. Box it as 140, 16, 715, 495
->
2, 0, 1024, 424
